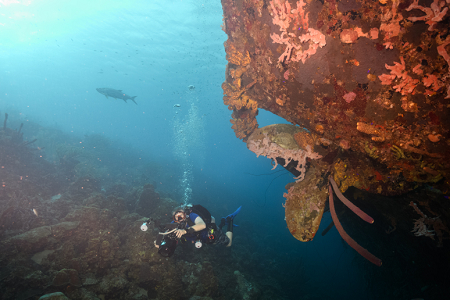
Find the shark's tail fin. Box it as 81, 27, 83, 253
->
131, 96, 137, 105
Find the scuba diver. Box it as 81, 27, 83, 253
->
141, 204, 241, 257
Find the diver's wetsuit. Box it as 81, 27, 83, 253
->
184, 212, 230, 246
214, 230, 230, 246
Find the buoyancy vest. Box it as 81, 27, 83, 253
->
185, 204, 212, 226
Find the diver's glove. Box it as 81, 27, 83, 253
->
175, 229, 187, 238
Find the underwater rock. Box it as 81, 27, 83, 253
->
68, 288, 101, 300
234, 270, 260, 300
38, 292, 69, 300
105, 183, 128, 198
31, 249, 55, 265
52, 269, 82, 287
98, 273, 130, 293
135, 262, 160, 283
52, 221, 80, 238
105, 195, 128, 214
82, 273, 100, 286
82, 193, 107, 208
25, 270, 48, 285
63, 206, 114, 230
6, 226, 52, 253
179, 261, 218, 297
134, 184, 162, 216
4, 221, 80, 254
68, 176, 101, 200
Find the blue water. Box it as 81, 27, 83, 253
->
1, 1, 374, 299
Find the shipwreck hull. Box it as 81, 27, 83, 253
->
221, 0, 450, 192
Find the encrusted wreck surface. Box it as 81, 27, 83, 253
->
221, 0, 450, 194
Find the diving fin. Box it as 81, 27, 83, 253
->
224, 206, 241, 227
229, 206, 241, 219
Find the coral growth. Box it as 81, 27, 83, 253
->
223, 78, 259, 140
410, 201, 449, 247
231, 109, 259, 140
222, 35, 259, 140
223, 82, 258, 111
422, 74, 444, 95
247, 132, 322, 182
343, 92, 356, 103
269, 0, 325, 64
293, 131, 314, 150
380, 0, 404, 48
437, 35, 450, 98
225, 41, 251, 66
406, 0, 449, 31
378, 56, 420, 96
340, 29, 359, 44
353, 27, 379, 40
356, 122, 389, 142
247, 124, 322, 181
339, 139, 350, 150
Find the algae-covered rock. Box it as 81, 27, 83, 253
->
52, 221, 80, 238
38, 292, 69, 300
68, 176, 100, 199
31, 250, 55, 265
7, 226, 52, 252
98, 273, 129, 293
234, 270, 260, 300
4, 221, 81, 254
134, 184, 162, 217
52, 269, 82, 287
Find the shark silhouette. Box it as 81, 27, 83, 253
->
96, 88, 137, 105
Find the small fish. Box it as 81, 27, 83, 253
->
96, 88, 137, 105
32, 208, 38, 217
